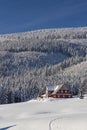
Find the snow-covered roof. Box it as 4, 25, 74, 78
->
47, 85, 62, 92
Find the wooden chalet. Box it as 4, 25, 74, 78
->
45, 84, 72, 98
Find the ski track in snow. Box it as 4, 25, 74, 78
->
49, 113, 87, 130
49, 116, 62, 130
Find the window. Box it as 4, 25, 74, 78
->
57, 95, 60, 98
53, 95, 56, 98
61, 90, 63, 93
63, 95, 65, 98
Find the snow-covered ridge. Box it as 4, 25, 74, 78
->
0, 27, 87, 41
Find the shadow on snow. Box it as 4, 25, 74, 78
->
0, 125, 16, 130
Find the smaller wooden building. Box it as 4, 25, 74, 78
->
45, 84, 72, 98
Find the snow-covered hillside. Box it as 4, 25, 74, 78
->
0, 98, 87, 130
0, 27, 87, 104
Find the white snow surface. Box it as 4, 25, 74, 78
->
0, 98, 87, 130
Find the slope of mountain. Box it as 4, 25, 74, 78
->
0, 27, 87, 104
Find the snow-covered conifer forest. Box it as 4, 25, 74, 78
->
0, 27, 87, 104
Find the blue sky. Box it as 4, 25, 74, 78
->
0, 0, 87, 34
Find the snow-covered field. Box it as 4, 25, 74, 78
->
0, 98, 87, 130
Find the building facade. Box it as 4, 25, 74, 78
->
46, 85, 72, 98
